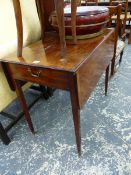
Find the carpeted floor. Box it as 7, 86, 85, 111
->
0, 42, 131, 175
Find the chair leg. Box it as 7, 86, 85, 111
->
128, 27, 131, 44
46, 87, 54, 97
0, 122, 11, 145
39, 85, 50, 99
105, 64, 110, 96
14, 80, 35, 133
111, 56, 115, 76
119, 50, 124, 65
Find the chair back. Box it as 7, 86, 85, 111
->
12, 0, 42, 57
12, 0, 23, 57
109, 0, 128, 37
13, 0, 78, 57
106, 4, 122, 61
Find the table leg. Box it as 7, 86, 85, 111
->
105, 64, 109, 96
111, 55, 115, 76
119, 50, 124, 64
128, 26, 131, 44
0, 122, 11, 145
69, 75, 81, 156
14, 80, 35, 133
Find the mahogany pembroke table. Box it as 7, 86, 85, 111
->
0, 28, 115, 155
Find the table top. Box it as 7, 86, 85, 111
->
0, 28, 114, 73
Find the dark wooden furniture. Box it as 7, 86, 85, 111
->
0, 0, 116, 155
53, 0, 77, 56
0, 0, 53, 144
0, 28, 115, 155
108, 1, 127, 75
128, 27, 131, 44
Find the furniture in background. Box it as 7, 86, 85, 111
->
80, 0, 98, 5
80, 0, 131, 43
71, 0, 125, 75
126, 10, 131, 44
109, 0, 127, 75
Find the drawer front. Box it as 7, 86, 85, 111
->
8, 63, 70, 90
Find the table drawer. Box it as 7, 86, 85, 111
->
8, 63, 69, 90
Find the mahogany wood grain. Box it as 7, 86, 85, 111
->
39, 0, 55, 31
12, 0, 23, 57
76, 30, 114, 108
128, 27, 131, 44
107, 5, 122, 75
109, 0, 128, 36
8, 63, 70, 90
35, 0, 45, 42
14, 80, 35, 133
71, 0, 77, 44
54, 0, 66, 57
0, 28, 115, 155
69, 74, 81, 156
105, 65, 110, 96
2, 29, 114, 72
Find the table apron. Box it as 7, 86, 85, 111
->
7, 63, 70, 91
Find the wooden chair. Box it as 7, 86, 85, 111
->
0, 0, 51, 144
109, 0, 127, 75
8, 0, 53, 135
111, 1, 131, 44
11, 0, 78, 133
104, 4, 122, 95
53, 0, 78, 56
117, 0, 131, 44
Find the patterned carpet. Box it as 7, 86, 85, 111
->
0, 42, 131, 175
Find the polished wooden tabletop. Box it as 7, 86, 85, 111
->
0, 27, 115, 156
1, 28, 114, 72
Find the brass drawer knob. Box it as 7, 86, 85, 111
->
27, 68, 41, 78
